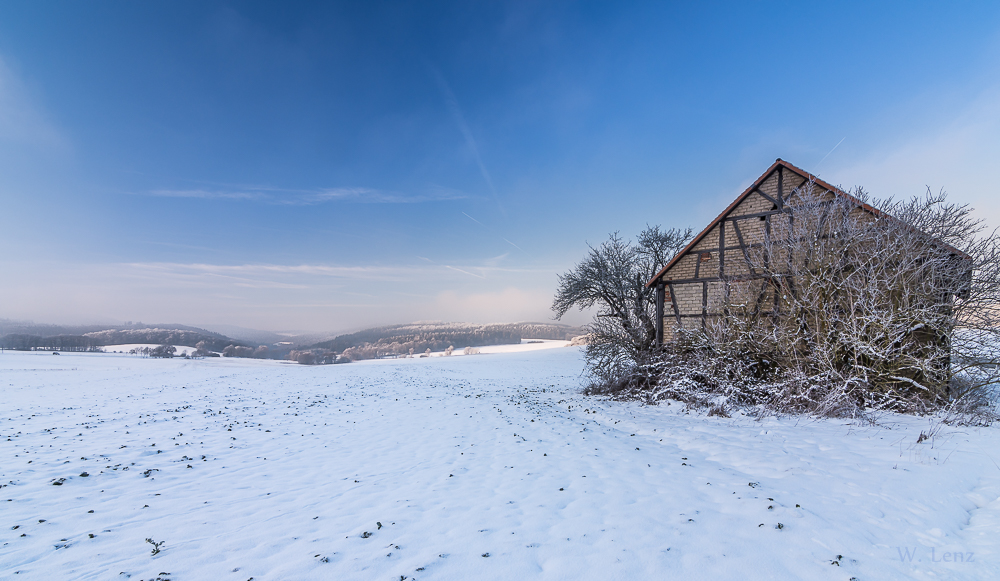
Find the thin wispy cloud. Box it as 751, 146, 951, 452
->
831, 84, 1000, 222
300, 187, 465, 204
124, 260, 548, 283
148, 189, 265, 200
144, 185, 465, 204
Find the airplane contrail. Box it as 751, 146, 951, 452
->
817, 136, 846, 168
427, 64, 503, 214
444, 265, 487, 279
502, 238, 524, 252
462, 211, 485, 226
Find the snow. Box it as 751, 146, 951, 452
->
424, 339, 571, 357
96, 344, 204, 356
2, 347, 999, 580
474, 339, 570, 354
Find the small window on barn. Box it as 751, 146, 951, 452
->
700, 252, 712, 262
760, 203, 778, 221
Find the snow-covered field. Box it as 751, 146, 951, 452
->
472, 339, 570, 354
98, 345, 203, 356
425, 339, 571, 357
2, 348, 999, 580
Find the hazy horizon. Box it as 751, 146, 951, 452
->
0, 315, 587, 339
2, 2, 998, 332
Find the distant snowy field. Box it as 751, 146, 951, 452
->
98, 345, 204, 355
2, 348, 1000, 580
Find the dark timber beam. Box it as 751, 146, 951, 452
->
763, 214, 772, 270
667, 282, 682, 327
731, 220, 756, 277
655, 283, 665, 346
728, 208, 792, 221
661, 272, 792, 286
702, 281, 708, 329
719, 220, 726, 279
783, 178, 809, 204
755, 277, 770, 314
755, 188, 781, 209
777, 166, 784, 208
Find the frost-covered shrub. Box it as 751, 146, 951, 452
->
587, 336, 991, 422
193, 340, 217, 358
288, 350, 316, 365
709, 188, 998, 415
584, 188, 1000, 422
222, 344, 255, 358
149, 344, 175, 358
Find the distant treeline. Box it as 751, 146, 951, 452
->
0, 320, 588, 362
0, 327, 245, 352
83, 328, 243, 352
0, 319, 227, 338
0, 334, 103, 352
307, 322, 586, 361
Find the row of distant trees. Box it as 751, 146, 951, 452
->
221, 344, 270, 358
126, 342, 271, 359
0, 334, 103, 351
287, 350, 350, 365
0, 329, 248, 353
85, 329, 237, 351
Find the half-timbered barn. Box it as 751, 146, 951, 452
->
646, 158, 969, 347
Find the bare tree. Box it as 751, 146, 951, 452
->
553, 225, 692, 382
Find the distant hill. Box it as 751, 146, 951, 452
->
0, 319, 246, 352
309, 321, 587, 357
82, 328, 245, 352
0, 318, 588, 358
195, 324, 291, 347
196, 324, 340, 348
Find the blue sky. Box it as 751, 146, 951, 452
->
1, 1, 999, 332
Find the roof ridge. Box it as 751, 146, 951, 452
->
645, 159, 969, 288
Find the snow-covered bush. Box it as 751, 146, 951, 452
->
193, 340, 215, 358
149, 344, 175, 358
288, 350, 316, 365
222, 344, 255, 358
578, 187, 1000, 421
